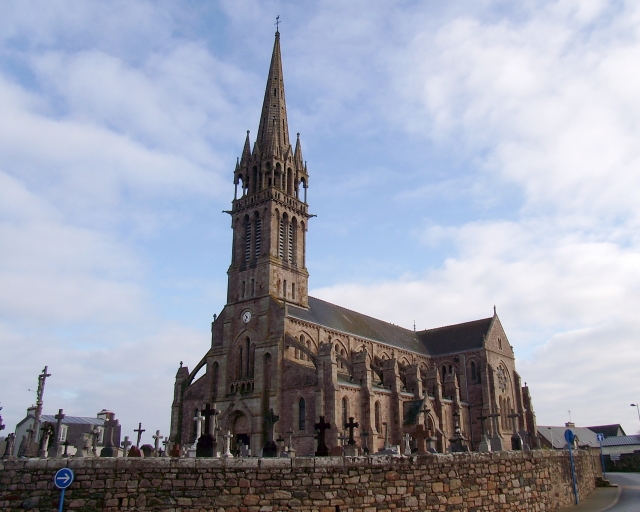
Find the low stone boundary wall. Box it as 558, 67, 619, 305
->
1, 449, 601, 511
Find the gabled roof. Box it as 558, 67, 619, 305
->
288, 296, 424, 353
40, 415, 104, 426
587, 424, 626, 438
417, 317, 492, 356
288, 296, 492, 356
537, 425, 600, 448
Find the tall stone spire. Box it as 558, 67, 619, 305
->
255, 30, 290, 154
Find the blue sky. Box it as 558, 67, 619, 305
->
2, 0, 640, 443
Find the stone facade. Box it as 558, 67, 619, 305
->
0, 450, 601, 511
170, 31, 538, 458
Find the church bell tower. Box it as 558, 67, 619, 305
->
227, 30, 311, 307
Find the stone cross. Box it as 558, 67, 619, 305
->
50, 408, 65, 457
478, 413, 490, 436
202, 404, 219, 437
3, 433, 15, 459
193, 411, 205, 442
419, 405, 431, 427
265, 409, 279, 443
488, 409, 504, 451
413, 424, 429, 454
134, 422, 145, 448
162, 437, 170, 457
100, 415, 119, 457
314, 416, 331, 456
338, 431, 349, 447
152, 430, 163, 457
121, 436, 132, 458
91, 427, 101, 456
382, 422, 390, 450
359, 429, 369, 455
276, 435, 285, 456
27, 367, 51, 456
222, 431, 233, 458
344, 417, 359, 445
403, 433, 412, 456
286, 428, 294, 451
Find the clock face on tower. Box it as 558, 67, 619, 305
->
242, 310, 252, 323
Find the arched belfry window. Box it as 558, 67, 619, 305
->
470, 361, 477, 382
374, 401, 381, 432
441, 365, 446, 383
244, 215, 251, 262
298, 398, 306, 431
278, 214, 287, 259
254, 212, 262, 258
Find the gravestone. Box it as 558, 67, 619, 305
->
134, 422, 145, 448
360, 429, 370, 455
222, 431, 233, 458
152, 430, 163, 457
2, 433, 15, 459
196, 404, 219, 458
100, 414, 120, 457
140, 444, 153, 457
403, 433, 412, 456
314, 416, 331, 457
121, 436, 132, 458
508, 410, 523, 451
477, 413, 492, 452
413, 425, 429, 454
74, 433, 91, 458
344, 417, 359, 456
49, 409, 65, 458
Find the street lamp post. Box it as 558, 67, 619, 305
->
630, 404, 640, 430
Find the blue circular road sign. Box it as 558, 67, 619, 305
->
54, 468, 74, 490
564, 429, 575, 444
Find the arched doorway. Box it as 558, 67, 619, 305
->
231, 411, 251, 455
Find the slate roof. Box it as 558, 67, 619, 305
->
287, 296, 492, 356
537, 426, 600, 448
601, 435, 640, 447
417, 317, 493, 356
587, 424, 626, 438
40, 415, 104, 426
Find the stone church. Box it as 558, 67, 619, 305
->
170, 31, 537, 456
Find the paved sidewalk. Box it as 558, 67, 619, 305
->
557, 486, 621, 512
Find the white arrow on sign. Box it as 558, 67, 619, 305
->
57, 473, 71, 484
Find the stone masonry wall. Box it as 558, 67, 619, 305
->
0, 449, 601, 511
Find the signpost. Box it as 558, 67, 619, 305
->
564, 429, 579, 505
54, 467, 74, 512
596, 433, 606, 478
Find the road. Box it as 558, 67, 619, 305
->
605, 473, 640, 511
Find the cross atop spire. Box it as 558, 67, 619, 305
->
275, 15, 281, 33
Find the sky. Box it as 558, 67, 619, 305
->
2, 0, 640, 444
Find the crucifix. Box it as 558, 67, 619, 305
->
344, 417, 359, 445
314, 416, 331, 456
275, 15, 281, 32
91, 427, 100, 457
50, 408, 65, 457
403, 433, 412, 456
134, 422, 145, 448
201, 403, 219, 437
360, 429, 369, 455
286, 428, 294, 452
193, 411, 205, 443
152, 430, 163, 457
162, 437, 170, 457
121, 436, 132, 458
26, 366, 51, 456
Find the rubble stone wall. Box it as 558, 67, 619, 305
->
0, 449, 601, 511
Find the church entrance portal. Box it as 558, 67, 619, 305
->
231, 411, 250, 454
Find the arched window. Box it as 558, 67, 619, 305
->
470, 361, 476, 382
237, 346, 243, 380
288, 222, 294, 262
254, 212, 262, 258
306, 339, 311, 361
245, 338, 251, 378
244, 216, 251, 262
264, 353, 272, 390
449, 364, 453, 374
278, 215, 286, 258
298, 398, 306, 431
441, 365, 446, 382
342, 397, 348, 428
374, 401, 381, 432
211, 362, 219, 401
